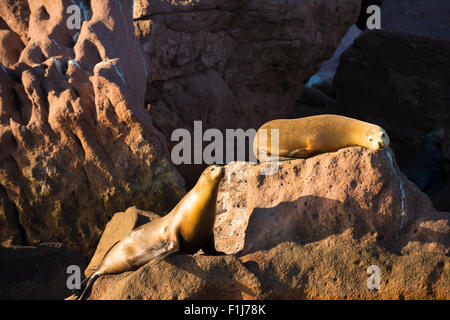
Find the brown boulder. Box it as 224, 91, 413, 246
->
87, 254, 262, 300
215, 147, 448, 255
240, 233, 449, 300
0, 0, 185, 254
0, 0, 30, 44
0, 30, 24, 67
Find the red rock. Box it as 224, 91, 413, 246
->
0, 30, 24, 67
0, 0, 30, 44
0, 0, 185, 255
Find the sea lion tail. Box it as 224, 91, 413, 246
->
74, 272, 100, 300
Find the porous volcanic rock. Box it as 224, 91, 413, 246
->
0, 0, 185, 255
215, 147, 448, 256
134, 0, 362, 186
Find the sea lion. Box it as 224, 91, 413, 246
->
74, 165, 225, 300
253, 114, 390, 162
401, 128, 445, 195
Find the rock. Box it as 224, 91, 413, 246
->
0, 242, 86, 299
0, 0, 185, 255
240, 233, 449, 300
0, 30, 24, 67
0, 0, 30, 44
81, 147, 448, 299
215, 147, 448, 255
334, 30, 450, 211
88, 254, 262, 300
135, 0, 362, 186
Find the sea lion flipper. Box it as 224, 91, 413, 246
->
147, 248, 179, 266
287, 147, 312, 158
201, 234, 225, 256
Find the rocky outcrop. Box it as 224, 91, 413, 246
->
333, 30, 450, 212
134, 0, 362, 186
0, 0, 185, 254
240, 233, 449, 300
82, 148, 449, 299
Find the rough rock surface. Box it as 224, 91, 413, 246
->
333, 30, 450, 212
0, 0, 185, 254
83, 148, 449, 299
0, 242, 86, 299
134, 0, 362, 186
215, 147, 448, 256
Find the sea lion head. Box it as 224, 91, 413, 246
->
367, 127, 390, 150
198, 165, 225, 187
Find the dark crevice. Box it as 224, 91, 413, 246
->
0, 185, 29, 246
12, 203, 29, 245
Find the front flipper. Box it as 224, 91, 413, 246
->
201, 234, 225, 256
133, 229, 180, 268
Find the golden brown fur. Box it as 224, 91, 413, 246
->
253, 114, 389, 162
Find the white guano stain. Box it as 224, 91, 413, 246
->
94, 60, 126, 85
385, 149, 406, 232
68, 59, 81, 68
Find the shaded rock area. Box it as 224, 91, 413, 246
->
333, 31, 450, 212
83, 148, 449, 299
0, 0, 185, 254
0, 242, 86, 299
381, 0, 450, 41
134, 0, 362, 187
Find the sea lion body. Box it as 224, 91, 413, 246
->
253, 114, 389, 162
74, 165, 224, 299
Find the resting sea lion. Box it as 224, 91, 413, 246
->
253, 114, 389, 162
74, 165, 225, 300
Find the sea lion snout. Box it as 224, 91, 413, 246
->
211, 164, 224, 175
368, 128, 390, 150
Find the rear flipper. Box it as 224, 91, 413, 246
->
73, 272, 100, 300
202, 234, 225, 256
